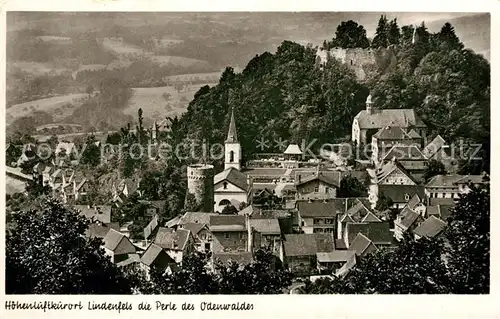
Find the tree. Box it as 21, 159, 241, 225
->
338, 175, 367, 197
85, 84, 94, 96
375, 193, 393, 211
387, 18, 401, 45
6, 199, 135, 294
80, 134, 101, 166
444, 185, 489, 293
372, 15, 389, 48
331, 20, 370, 49
437, 22, 464, 51
422, 159, 446, 183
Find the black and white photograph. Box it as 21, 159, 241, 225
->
3, 10, 491, 297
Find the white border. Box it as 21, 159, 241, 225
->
0, 1, 498, 318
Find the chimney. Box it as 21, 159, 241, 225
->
366, 94, 374, 115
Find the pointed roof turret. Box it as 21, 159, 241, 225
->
225, 107, 238, 143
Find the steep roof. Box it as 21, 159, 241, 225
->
413, 216, 447, 238
140, 243, 175, 267
249, 218, 281, 235
74, 205, 111, 224
406, 194, 423, 210
86, 222, 120, 239
284, 233, 334, 257
181, 223, 206, 236
348, 233, 376, 256
373, 126, 411, 140
225, 108, 238, 143
296, 200, 337, 218
354, 109, 427, 129
144, 215, 159, 239
209, 215, 246, 232
407, 129, 422, 139
103, 229, 126, 251
378, 185, 425, 203
376, 160, 416, 184
284, 144, 303, 155
154, 228, 191, 251
423, 135, 447, 158
344, 198, 380, 223
214, 167, 249, 192
383, 145, 427, 161
397, 207, 422, 230
295, 171, 341, 188
346, 222, 393, 246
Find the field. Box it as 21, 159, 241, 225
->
101, 38, 145, 55
124, 83, 217, 123
150, 55, 209, 67
163, 71, 222, 83
8, 61, 71, 77
6, 93, 88, 125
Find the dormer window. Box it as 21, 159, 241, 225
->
404, 193, 410, 201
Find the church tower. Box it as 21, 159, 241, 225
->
224, 108, 241, 171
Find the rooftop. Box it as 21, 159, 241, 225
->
346, 222, 393, 246
249, 218, 281, 235
378, 184, 425, 203
154, 228, 191, 251
316, 250, 356, 263
296, 200, 337, 218
73, 205, 111, 224
354, 109, 427, 129
413, 216, 447, 238
284, 233, 334, 257
214, 167, 250, 192
284, 144, 303, 155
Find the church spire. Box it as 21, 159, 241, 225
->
225, 107, 238, 143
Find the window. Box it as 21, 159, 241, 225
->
314, 218, 322, 225
223, 182, 228, 189
239, 233, 244, 239
219, 199, 231, 206
325, 218, 333, 224
325, 187, 329, 194
314, 187, 319, 193
224, 233, 230, 239
229, 151, 234, 162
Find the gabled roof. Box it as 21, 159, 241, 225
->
426, 174, 464, 188
154, 228, 191, 251
378, 185, 425, 203
140, 243, 175, 267
296, 200, 337, 218
346, 222, 393, 246
178, 212, 217, 225
74, 205, 111, 224
284, 233, 334, 257
453, 174, 489, 185
86, 222, 120, 239
249, 218, 281, 235
406, 194, 423, 210
209, 215, 246, 232
383, 145, 427, 161
181, 223, 206, 236
373, 126, 411, 140
284, 144, 303, 155
225, 108, 238, 143
103, 229, 127, 251
407, 129, 421, 138
316, 250, 356, 263
295, 169, 342, 188
214, 167, 249, 192
345, 198, 380, 223
376, 160, 417, 184
397, 207, 422, 230
354, 109, 427, 129
144, 215, 159, 239
348, 233, 376, 256
413, 216, 447, 238
423, 135, 447, 158
75, 178, 89, 192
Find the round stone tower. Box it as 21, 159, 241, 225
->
187, 164, 215, 212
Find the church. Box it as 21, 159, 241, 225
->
213, 109, 252, 213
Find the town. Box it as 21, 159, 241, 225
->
5, 12, 490, 295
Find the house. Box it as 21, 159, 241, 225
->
337, 198, 382, 239
352, 94, 427, 146
393, 206, 424, 240
214, 167, 252, 212
209, 215, 250, 253
296, 200, 336, 234
113, 178, 140, 200
381, 145, 428, 181
375, 160, 417, 186
102, 229, 137, 263
249, 218, 282, 253
425, 174, 466, 199
180, 223, 213, 253
140, 243, 177, 279
282, 233, 335, 274
413, 216, 447, 240
343, 222, 393, 249
370, 184, 426, 210
348, 233, 379, 257
144, 215, 160, 243
177, 211, 218, 225
316, 250, 356, 274
154, 227, 194, 263
86, 222, 120, 239
294, 167, 340, 200
371, 126, 421, 163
